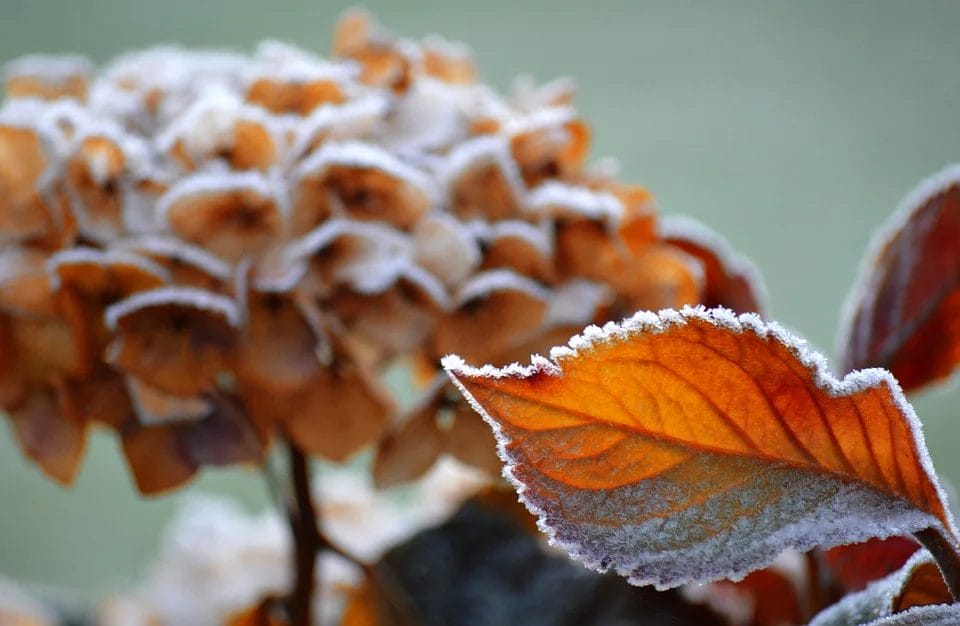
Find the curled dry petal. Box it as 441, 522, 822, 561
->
234, 290, 321, 393
412, 213, 480, 288
510, 113, 589, 186
9, 387, 87, 485
331, 10, 410, 90
476, 220, 554, 282
292, 142, 435, 234
444, 402, 502, 477
126, 376, 211, 426
660, 215, 769, 315
65, 134, 127, 242
4, 54, 91, 101
105, 287, 239, 396
431, 270, 549, 365
242, 334, 392, 462
246, 77, 345, 116
444, 306, 959, 589
0, 125, 56, 243
839, 165, 960, 392
57, 365, 132, 429
120, 421, 198, 495
1, 249, 91, 379
444, 136, 526, 221
372, 381, 447, 489
160, 173, 284, 263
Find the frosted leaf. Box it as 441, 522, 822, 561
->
862, 604, 960, 625
444, 306, 959, 590
527, 180, 624, 225
810, 549, 948, 626
413, 213, 480, 288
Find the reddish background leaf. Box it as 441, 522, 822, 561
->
839, 166, 960, 392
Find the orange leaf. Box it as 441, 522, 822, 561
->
444, 306, 958, 588
838, 166, 960, 392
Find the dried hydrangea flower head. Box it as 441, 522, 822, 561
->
0, 10, 765, 493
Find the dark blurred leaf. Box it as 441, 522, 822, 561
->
369, 497, 729, 626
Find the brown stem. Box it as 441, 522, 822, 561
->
286, 440, 321, 626
915, 527, 960, 601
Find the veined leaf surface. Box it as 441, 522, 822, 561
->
443, 307, 958, 588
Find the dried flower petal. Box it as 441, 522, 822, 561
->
160, 172, 284, 263
8, 387, 87, 485
4, 54, 92, 101
431, 270, 549, 364
292, 142, 435, 233
105, 287, 239, 395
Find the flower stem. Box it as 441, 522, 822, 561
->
915, 527, 960, 601
286, 439, 320, 626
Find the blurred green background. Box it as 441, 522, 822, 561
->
1, 0, 960, 600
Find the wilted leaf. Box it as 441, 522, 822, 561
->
809, 550, 951, 626
444, 306, 958, 589
838, 166, 960, 392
